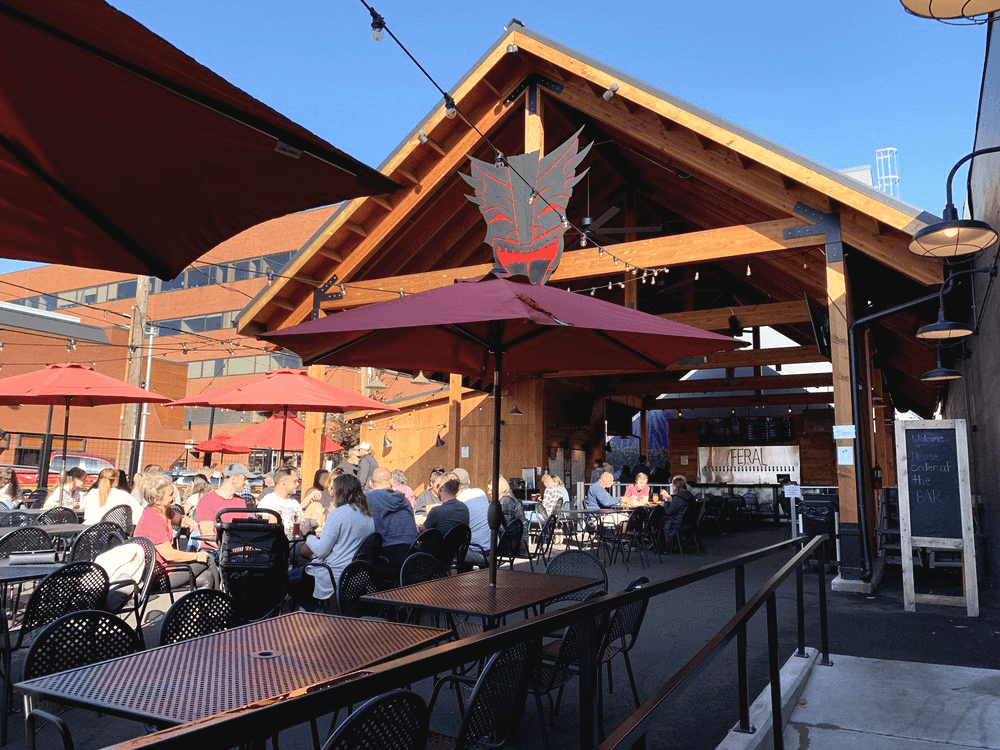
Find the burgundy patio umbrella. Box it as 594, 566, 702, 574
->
193, 433, 246, 454
226, 414, 343, 453
0, 362, 171, 480
170, 369, 396, 463
260, 273, 741, 586
0, 0, 397, 278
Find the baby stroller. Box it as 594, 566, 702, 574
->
215, 508, 289, 620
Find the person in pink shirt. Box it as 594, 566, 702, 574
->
623, 472, 652, 507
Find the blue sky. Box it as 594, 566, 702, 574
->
2, 2, 988, 274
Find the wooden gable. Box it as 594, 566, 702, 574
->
238, 21, 948, 417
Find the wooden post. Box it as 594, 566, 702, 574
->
449, 374, 463, 468
525, 82, 544, 155
119, 275, 150, 470
827, 258, 858, 524
302, 365, 326, 487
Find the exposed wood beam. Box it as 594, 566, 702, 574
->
344, 221, 368, 238
666, 345, 828, 371
611, 371, 832, 395
661, 299, 810, 331
654, 391, 834, 409
320, 219, 822, 311
540, 67, 941, 286
270, 298, 296, 312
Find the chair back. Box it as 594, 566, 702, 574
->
439, 524, 470, 571
603, 576, 650, 654
544, 550, 608, 604
16, 562, 110, 647
99, 504, 134, 536
407, 527, 443, 559
215, 508, 289, 621
533, 515, 558, 565
24, 610, 140, 680
681, 499, 704, 528
37, 507, 77, 525
338, 560, 387, 618
323, 690, 428, 750
455, 641, 531, 749
399, 552, 446, 588
159, 589, 247, 645
495, 519, 524, 570
27, 490, 47, 509
2, 511, 31, 527
0, 525, 52, 557
68, 521, 125, 562
352, 531, 384, 564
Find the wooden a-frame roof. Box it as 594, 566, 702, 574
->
238, 20, 948, 417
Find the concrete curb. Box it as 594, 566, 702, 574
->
715, 647, 820, 750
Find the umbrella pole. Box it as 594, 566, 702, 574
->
61, 399, 70, 485
489, 352, 503, 589
279, 407, 289, 466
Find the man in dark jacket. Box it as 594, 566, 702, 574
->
367, 467, 418, 575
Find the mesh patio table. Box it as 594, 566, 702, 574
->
360, 568, 602, 630
15, 611, 450, 729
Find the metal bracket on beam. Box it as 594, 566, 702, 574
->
312, 275, 343, 320
783, 202, 843, 263
502, 74, 564, 111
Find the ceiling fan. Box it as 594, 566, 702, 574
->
575, 207, 662, 247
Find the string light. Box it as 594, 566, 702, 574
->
495, 152, 504, 169
746, 263, 752, 277
443, 94, 457, 119
368, 6, 385, 41
694, 270, 699, 281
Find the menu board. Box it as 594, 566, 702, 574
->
903, 427, 962, 539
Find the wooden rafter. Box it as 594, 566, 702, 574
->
609, 372, 832, 396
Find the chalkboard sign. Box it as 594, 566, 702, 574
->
904, 427, 962, 539
895, 419, 978, 617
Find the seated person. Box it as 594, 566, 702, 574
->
367, 467, 418, 575
585, 471, 619, 510
133, 472, 217, 589
195, 463, 253, 547
622, 472, 652, 507
663, 474, 696, 537
297, 474, 375, 610
391, 469, 417, 510
0, 468, 19, 510
300, 469, 336, 534
455, 468, 490, 566
257, 467, 301, 532
81, 466, 143, 525
528, 473, 568, 528
490, 475, 526, 551
423, 477, 469, 536
44, 467, 86, 509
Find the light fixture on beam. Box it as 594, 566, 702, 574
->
899, 0, 1000, 21
410, 371, 431, 385
509, 405, 523, 416
367, 370, 386, 389
383, 424, 393, 450
910, 146, 1000, 257
921, 347, 962, 382
916, 301, 974, 340
602, 83, 619, 102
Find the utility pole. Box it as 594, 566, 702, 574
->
118, 276, 150, 471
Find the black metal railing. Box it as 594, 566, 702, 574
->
100, 535, 830, 750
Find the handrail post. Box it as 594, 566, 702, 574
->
795, 541, 806, 658
818, 537, 833, 666
578, 614, 598, 749
734, 563, 753, 733
766, 593, 784, 750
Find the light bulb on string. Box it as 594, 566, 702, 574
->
580, 235, 588, 248
619, 281, 625, 289
625, 264, 631, 272
561, 216, 569, 231
368, 8, 386, 42
494, 152, 504, 169
608, 282, 613, 290
527, 190, 536, 205
443, 95, 457, 119
590, 289, 595, 296
746, 263, 752, 277
694, 270, 699, 281
613, 257, 619, 266
598, 247, 604, 257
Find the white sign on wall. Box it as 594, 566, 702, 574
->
698, 445, 800, 484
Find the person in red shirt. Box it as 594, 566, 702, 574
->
134, 472, 217, 588
195, 463, 253, 545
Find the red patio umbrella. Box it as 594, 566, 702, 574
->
260, 273, 740, 586
0, 0, 397, 278
226, 415, 342, 453
0, 362, 170, 478
193, 433, 245, 454
170, 369, 396, 462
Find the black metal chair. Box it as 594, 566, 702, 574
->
543, 550, 608, 609
426, 641, 533, 750
597, 576, 650, 736
0, 526, 52, 558
67, 522, 124, 562
439, 524, 470, 573
98, 504, 134, 536
1, 511, 31, 528
530, 514, 558, 570
667, 500, 707, 554
159, 588, 247, 646
337, 560, 391, 620
26, 491, 47, 509
22, 610, 141, 750
406, 527, 443, 560
494, 519, 526, 571
216, 508, 289, 621
0, 561, 109, 743
36, 507, 77, 525
398, 552, 447, 625
322, 689, 428, 750
352, 531, 384, 565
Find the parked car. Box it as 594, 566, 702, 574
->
12, 452, 114, 491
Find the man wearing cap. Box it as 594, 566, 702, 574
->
335, 447, 361, 480
195, 462, 252, 542
454, 467, 490, 566
367, 467, 418, 576
356, 442, 378, 489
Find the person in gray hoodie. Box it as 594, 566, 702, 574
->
366, 467, 417, 576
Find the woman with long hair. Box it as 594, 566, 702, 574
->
298, 474, 375, 609
488, 474, 526, 550
0, 468, 19, 510
81, 466, 143, 525
182, 474, 212, 516
133, 472, 217, 588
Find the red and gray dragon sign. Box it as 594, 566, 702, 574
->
461, 128, 591, 284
